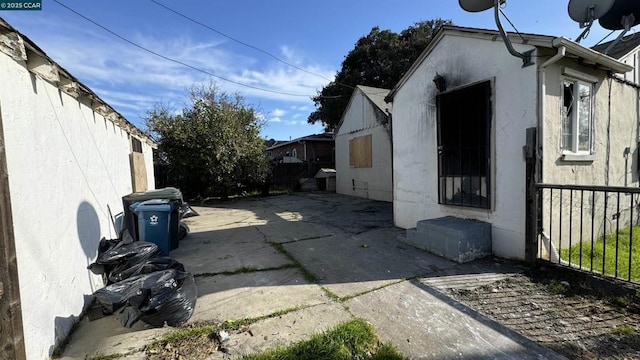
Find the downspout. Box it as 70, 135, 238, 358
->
538, 45, 566, 182
537, 45, 566, 263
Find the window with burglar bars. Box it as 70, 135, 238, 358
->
437, 80, 491, 209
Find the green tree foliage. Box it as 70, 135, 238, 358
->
146, 84, 269, 200
308, 19, 452, 130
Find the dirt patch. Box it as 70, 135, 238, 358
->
443, 271, 640, 360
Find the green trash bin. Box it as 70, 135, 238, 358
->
122, 187, 182, 250
130, 199, 177, 255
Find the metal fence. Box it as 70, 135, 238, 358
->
533, 184, 640, 283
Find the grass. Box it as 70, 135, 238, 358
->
240, 318, 405, 360
86, 354, 122, 360
545, 279, 569, 295
270, 242, 319, 283
559, 226, 640, 282
147, 306, 305, 351
269, 242, 343, 301
149, 324, 218, 349
612, 324, 636, 337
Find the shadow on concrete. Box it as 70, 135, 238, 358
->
410, 279, 562, 359
63, 193, 560, 359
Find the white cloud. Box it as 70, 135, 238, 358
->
6, 13, 335, 124
290, 105, 311, 111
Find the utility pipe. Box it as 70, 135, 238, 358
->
537, 45, 566, 261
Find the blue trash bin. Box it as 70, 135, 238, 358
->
130, 199, 177, 255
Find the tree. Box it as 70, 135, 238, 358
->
146, 84, 269, 200
308, 19, 452, 130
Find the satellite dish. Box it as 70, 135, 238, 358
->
599, 0, 640, 30
568, 0, 615, 24
568, 0, 615, 42
459, 0, 504, 13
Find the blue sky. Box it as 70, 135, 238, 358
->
1, 0, 619, 141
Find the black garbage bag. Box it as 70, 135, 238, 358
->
94, 269, 197, 328
178, 222, 190, 240
179, 202, 199, 218
88, 241, 160, 284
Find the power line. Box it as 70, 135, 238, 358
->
148, 0, 354, 92
52, 0, 321, 98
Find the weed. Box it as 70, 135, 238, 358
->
148, 325, 217, 349
611, 296, 630, 308
270, 242, 319, 283
545, 280, 568, 295
612, 324, 635, 337
86, 354, 122, 360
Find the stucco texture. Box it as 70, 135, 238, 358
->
392, 34, 538, 260
0, 51, 152, 358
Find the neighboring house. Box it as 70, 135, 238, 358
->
335, 85, 393, 202
387, 25, 635, 261
0, 18, 156, 359
592, 33, 640, 85
265, 133, 334, 164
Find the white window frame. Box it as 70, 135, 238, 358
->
561, 69, 596, 156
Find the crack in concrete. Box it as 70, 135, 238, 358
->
193, 263, 298, 278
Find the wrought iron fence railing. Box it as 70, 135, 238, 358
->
533, 184, 640, 283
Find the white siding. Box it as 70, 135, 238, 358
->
619, 49, 640, 85
335, 89, 393, 202
392, 35, 538, 260
0, 49, 153, 358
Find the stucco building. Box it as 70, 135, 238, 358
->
335, 85, 393, 202
0, 18, 155, 359
388, 25, 636, 261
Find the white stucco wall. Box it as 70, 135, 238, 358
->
0, 50, 154, 358
335, 89, 393, 202
392, 34, 538, 260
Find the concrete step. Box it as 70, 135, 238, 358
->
403, 216, 492, 263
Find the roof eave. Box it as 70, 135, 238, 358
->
553, 37, 633, 74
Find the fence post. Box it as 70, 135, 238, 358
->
0, 105, 26, 360
524, 127, 538, 264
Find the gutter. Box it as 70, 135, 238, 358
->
551, 37, 633, 74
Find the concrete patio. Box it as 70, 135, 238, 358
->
59, 193, 564, 359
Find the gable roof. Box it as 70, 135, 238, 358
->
358, 85, 392, 114
591, 34, 640, 60
334, 85, 391, 135
265, 133, 333, 151
0, 17, 155, 146
387, 25, 632, 101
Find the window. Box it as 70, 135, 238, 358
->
131, 137, 143, 153
349, 135, 372, 168
291, 148, 298, 158
437, 80, 491, 209
562, 78, 593, 154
